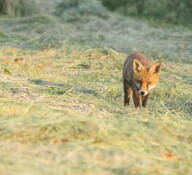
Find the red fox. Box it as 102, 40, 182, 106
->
123, 52, 161, 107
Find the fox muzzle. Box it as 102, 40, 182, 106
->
139, 90, 148, 96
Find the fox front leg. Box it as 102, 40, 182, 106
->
133, 91, 142, 108
124, 81, 130, 106
124, 91, 130, 106
142, 94, 149, 107
124, 81, 133, 106
123, 81, 129, 105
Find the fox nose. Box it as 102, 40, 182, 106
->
140, 91, 145, 96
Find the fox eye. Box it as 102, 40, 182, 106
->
136, 80, 142, 85
148, 81, 152, 85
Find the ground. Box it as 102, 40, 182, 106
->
0, 7, 192, 175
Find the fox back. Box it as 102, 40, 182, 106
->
123, 52, 161, 107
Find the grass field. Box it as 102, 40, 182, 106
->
0, 2, 192, 175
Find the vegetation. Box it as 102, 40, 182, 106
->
101, 0, 192, 27
0, 0, 39, 16
0, 0, 192, 174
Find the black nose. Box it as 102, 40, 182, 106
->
140, 91, 145, 96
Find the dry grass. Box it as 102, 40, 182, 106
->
0, 45, 191, 175
0, 1, 192, 174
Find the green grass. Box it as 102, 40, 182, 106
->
0, 2, 192, 174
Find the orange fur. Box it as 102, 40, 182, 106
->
123, 52, 161, 107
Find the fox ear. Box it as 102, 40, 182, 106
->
150, 61, 161, 74
133, 59, 144, 72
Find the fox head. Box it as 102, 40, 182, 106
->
133, 59, 161, 96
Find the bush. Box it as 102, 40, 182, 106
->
54, 0, 108, 21
0, 0, 39, 17
100, 0, 192, 27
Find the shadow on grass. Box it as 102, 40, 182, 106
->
28, 78, 97, 96
27, 78, 123, 111
165, 100, 192, 119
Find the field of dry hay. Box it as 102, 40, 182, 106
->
0, 1, 192, 174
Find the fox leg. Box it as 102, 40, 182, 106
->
142, 94, 149, 107
123, 81, 132, 106
133, 91, 142, 108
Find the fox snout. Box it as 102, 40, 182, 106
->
139, 90, 148, 96
139, 90, 145, 96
